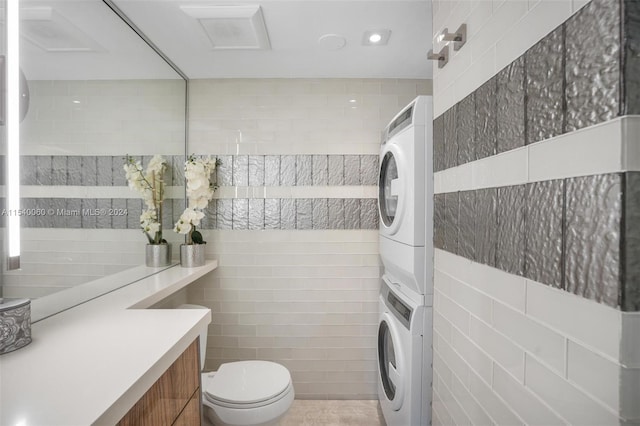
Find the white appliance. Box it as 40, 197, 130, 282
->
379, 96, 433, 301
377, 277, 431, 426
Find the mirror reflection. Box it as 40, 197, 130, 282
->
1, 0, 186, 305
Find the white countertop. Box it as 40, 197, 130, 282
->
0, 261, 217, 426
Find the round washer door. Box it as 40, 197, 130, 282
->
378, 312, 405, 411
378, 145, 405, 235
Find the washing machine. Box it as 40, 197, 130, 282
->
378, 276, 431, 426
379, 96, 433, 300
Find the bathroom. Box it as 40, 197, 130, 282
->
1, 0, 639, 425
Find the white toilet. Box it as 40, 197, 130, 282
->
178, 304, 295, 426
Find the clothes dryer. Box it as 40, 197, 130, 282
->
379, 96, 433, 298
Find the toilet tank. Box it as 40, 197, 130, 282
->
178, 304, 208, 371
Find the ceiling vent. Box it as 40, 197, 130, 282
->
180, 5, 271, 50
19, 7, 103, 52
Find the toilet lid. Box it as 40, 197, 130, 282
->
204, 361, 291, 405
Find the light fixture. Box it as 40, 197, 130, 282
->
6, 0, 20, 269
362, 29, 391, 46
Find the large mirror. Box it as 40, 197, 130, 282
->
0, 0, 186, 318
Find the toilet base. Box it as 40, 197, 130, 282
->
201, 384, 294, 426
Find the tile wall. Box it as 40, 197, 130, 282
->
184, 78, 431, 399
6, 80, 185, 298
431, 1, 640, 424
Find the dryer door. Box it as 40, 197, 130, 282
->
378, 312, 405, 410
379, 145, 405, 236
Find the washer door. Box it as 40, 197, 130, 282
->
378, 312, 405, 410
378, 145, 405, 236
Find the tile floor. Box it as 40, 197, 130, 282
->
280, 400, 386, 426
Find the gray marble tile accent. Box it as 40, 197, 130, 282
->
233, 155, 249, 187
296, 155, 313, 186
52, 156, 67, 185
360, 199, 379, 230
264, 199, 280, 229
526, 26, 565, 144
457, 94, 475, 165
566, 0, 620, 132
361, 156, 378, 186
475, 78, 497, 161
444, 192, 459, 253
443, 108, 458, 169
296, 199, 313, 230
217, 199, 233, 230
216, 155, 233, 186
172, 198, 185, 224
36, 156, 52, 185
264, 156, 280, 186
248, 156, 265, 187
312, 155, 328, 186
113, 157, 127, 186
328, 156, 345, 186
172, 155, 186, 186
496, 56, 525, 154
434, 194, 446, 250
623, 172, 640, 311
312, 198, 329, 230
126, 199, 142, 230
474, 188, 497, 267
111, 199, 128, 229
344, 155, 361, 185
433, 115, 446, 172
624, 0, 640, 115
96, 156, 113, 186
280, 155, 296, 186
96, 199, 112, 229
162, 199, 175, 231
20, 198, 37, 227
21, 156, 37, 185
328, 198, 345, 229
232, 199, 249, 230
344, 198, 360, 229
82, 156, 97, 186
81, 199, 97, 229
565, 174, 621, 307
66, 199, 82, 229
281, 198, 296, 230
66, 157, 81, 186
249, 199, 265, 230
497, 185, 525, 276
525, 180, 564, 288
458, 190, 475, 259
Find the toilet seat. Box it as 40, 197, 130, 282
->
203, 360, 292, 409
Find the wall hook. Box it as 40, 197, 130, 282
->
427, 46, 449, 69
441, 24, 467, 51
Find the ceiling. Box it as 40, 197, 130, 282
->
20, 0, 433, 80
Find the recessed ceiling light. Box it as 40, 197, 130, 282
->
362, 29, 391, 46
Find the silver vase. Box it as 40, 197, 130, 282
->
180, 244, 206, 268
145, 243, 171, 267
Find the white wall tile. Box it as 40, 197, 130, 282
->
525, 279, 621, 360
621, 312, 640, 368
434, 331, 471, 386
468, 368, 524, 426
441, 271, 493, 324
467, 261, 526, 312
567, 340, 619, 412
450, 326, 493, 384
450, 366, 494, 425
492, 302, 566, 376
493, 363, 565, 426
525, 355, 619, 425
470, 146, 528, 191
469, 316, 525, 382
621, 366, 640, 420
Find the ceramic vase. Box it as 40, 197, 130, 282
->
180, 244, 206, 268
145, 243, 171, 267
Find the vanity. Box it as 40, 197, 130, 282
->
0, 261, 216, 426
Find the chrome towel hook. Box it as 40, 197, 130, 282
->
441, 24, 467, 51
427, 46, 449, 69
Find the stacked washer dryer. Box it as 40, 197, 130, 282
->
377, 96, 433, 426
